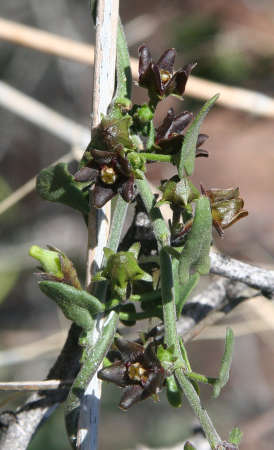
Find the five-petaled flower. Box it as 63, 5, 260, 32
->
201, 186, 248, 237
98, 338, 166, 410
155, 108, 209, 156
74, 148, 136, 208
138, 45, 196, 103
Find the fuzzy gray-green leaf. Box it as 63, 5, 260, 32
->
39, 281, 104, 330
166, 375, 182, 408
178, 94, 219, 177
36, 163, 89, 215
179, 196, 212, 283
213, 327, 234, 398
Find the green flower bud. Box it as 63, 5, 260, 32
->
29, 245, 63, 278
135, 104, 154, 123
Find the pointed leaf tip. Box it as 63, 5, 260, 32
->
178, 94, 219, 177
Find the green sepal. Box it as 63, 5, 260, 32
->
157, 344, 177, 365
176, 273, 200, 316
166, 375, 182, 408
39, 281, 105, 330
184, 442, 196, 450
213, 327, 234, 398
134, 104, 154, 124
229, 427, 243, 446
102, 246, 152, 300
128, 242, 141, 259
36, 163, 89, 215
29, 245, 63, 279
178, 94, 219, 177
179, 196, 212, 283
158, 177, 200, 208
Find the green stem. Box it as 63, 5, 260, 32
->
159, 248, 181, 354
137, 175, 222, 450
119, 310, 159, 321
185, 371, 217, 385
138, 153, 172, 163
136, 177, 170, 248
175, 369, 221, 449
130, 289, 161, 303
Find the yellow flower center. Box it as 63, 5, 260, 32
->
100, 166, 117, 185
128, 362, 148, 383
160, 69, 172, 84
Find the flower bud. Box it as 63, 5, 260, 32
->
29, 245, 63, 278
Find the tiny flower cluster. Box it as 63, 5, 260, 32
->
74, 148, 136, 208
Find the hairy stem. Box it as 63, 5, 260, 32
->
137, 176, 222, 450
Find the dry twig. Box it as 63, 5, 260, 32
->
1, 17, 274, 118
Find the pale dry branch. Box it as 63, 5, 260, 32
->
77, 1, 118, 449
0, 380, 72, 391
0, 331, 66, 368
0, 17, 95, 65
210, 248, 274, 295
0, 146, 82, 216
0, 81, 90, 147
0, 324, 82, 450
1, 17, 274, 117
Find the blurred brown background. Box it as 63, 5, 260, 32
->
0, 0, 274, 449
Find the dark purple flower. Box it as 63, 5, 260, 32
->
74, 148, 136, 208
155, 108, 209, 156
98, 338, 166, 410
138, 45, 196, 102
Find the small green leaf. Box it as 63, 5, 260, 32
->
184, 442, 196, 450
166, 375, 182, 408
229, 427, 243, 446
157, 344, 176, 365
36, 163, 89, 215
178, 94, 219, 177
179, 197, 212, 283
39, 281, 104, 330
213, 327, 234, 398
176, 272, 200, 316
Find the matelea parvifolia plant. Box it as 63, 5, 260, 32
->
29, 14, 247, 450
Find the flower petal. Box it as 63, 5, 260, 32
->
74, 167, 98, 183
197, 133, 209, 148
138, 45, 152, 79
90, 149, 113, 166
92, 183, 116, 208
119, 176, 137, 203
156, 48, 176, 72
168, 63, 196, 97
119, 384, 144, 410
115, 338, 144, 363
142, 371, 165, 398
98, 361, 128, 387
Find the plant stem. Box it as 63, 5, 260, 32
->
175, 369, 221, 448
137, 175, 222, 450
185, 371, 216, 385
138, 152, 172, 163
